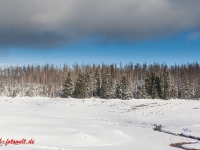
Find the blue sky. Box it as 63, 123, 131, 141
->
0, 0, 200, 66
1, 31, 200, 66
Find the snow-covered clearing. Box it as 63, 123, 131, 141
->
0, 97, 200, 150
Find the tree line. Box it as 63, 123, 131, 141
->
0, 62, 199, 100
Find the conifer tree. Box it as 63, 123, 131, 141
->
145, 72, 158, 99
12, 90, 17, 98
141, 83, 147, 99
116, 83, 122, 99
110, 64, 115, 79
93, 69, 101, 97
84, 72, 93, 98
137, 82, 147, 99
145, 72, 152, 98
170, 84, 178, 99
136, 85, 142, 99
101, 73, 112, 99
74, 73, 95, 99
195, 86, 200, 100
163, 69, 171, 100
159, 73, 165, 99
121, 76, 133, 100
62, 72, 73, 98
85, 73, 90, 97
178, 90, 182, 99
152, 76, 160, 99
110, 65, 117, 98
110, 77, 117, 98
74, 74, 85, 98
180, 75, 189, 99
191, 87, 197, 100
101, 69, 116, 99
0, 82, 4, 96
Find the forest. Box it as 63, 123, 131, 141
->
0, 62, 199, 100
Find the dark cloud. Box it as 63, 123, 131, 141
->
0, 0, 200, 48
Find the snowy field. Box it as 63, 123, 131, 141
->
0, 97, 200, 150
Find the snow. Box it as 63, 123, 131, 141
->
0, 97, 200, 150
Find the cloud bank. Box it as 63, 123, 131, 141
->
0, 0, 200, 48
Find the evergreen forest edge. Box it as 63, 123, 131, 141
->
0, 62, 199, 100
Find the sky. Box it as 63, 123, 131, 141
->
0, 0, 200, 66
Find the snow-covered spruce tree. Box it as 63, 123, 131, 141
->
74, 73, 94, 99
101, 69, 116, 99
141, 83, 147, 99
0, 82, 4, 96
101, 73, 112, 99
121, 76, 133, 100
110, 64, 115, 80
190, 87, 196, 100
136, 85, 142, 99
145, 72, 158, 99
84, 72, 93, 98
62, 72, 74, 98
170, 84, 178, 99
159, 73, 165, 99
154, 69, 171, 100
111, 77, 117, 98
74, 74, 85, 99
144, 70, 171, 100
163, 69, 171, 100
136, 82, 147, 99
116, 83, 122, 99
180, 75, 190, 99
144, 72, 152, 98
93, 69, 101, 97
152, 75, 160, 99
110, 65, 118, 98
195, 86, 200, 100
12, 90, 17, 98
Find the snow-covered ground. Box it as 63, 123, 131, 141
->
0, 97, 200, 150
